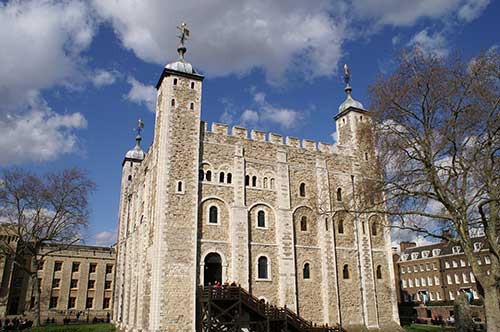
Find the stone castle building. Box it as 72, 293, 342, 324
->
0, 225, 115, 321
114, 24, 400, 332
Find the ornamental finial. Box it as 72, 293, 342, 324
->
343, 64, 352, 94
176, 22, 190, 60
135, 118, 145, 136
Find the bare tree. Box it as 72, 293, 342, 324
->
0, 167, 95, 326
367, 48, 500, 330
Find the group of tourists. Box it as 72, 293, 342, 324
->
0, 317, 33, 331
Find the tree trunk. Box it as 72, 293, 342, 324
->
483, 284, 500, 332
30, 271, 41, 327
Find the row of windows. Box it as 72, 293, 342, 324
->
52, 278, 112, 290
207, 207, 380, 237
199, 170, 233, 184
446, 272, 477, 285
173, 78, 196, 89
169, 98, 196, 110
444, 256, 490, 269
49, 296, 111, 310
402, 276, 441, 288
402, 291, 443, 302
48, 261, 113, 274
245, 175, 276, 189
401, 262, 438, 274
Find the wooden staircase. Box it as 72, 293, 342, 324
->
197, 285, 342, 332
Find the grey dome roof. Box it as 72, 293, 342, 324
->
125, 135, 145, 161
165, 59, 197, 74
338, 92, 364, 113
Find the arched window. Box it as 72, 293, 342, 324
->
209, 206, 218, 224
190, 102, 194, 110
257, 211, 266, 228
300, 216, 307, 231
171, 99, 175, 107
371, 222, 378, 236
303, 263, 310, 279
258, 256, 268, 279
177, 181, 183, 193
270, 178, 275, 190
338, 219, 344, 234
199, 170, 204, 181
173, 78, 177, 85
376, 265, 382, 279
325, 218, 329, 231
127, 175, 132, 181
219, 172, 225, 183
337, 188, 342, 201
343, 265, 350, 279
299, 183, 306, 197
206, 170, 212, 181
227, 173, 232, 184
191, 82, 195, 89
245, 175, 250, 186
252, 176, 257, 187
263, 177, 268, 189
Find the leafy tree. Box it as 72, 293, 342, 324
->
368, 49, 499, 330
0, 168, 95, 326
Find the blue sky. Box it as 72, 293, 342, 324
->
0, 0, 498, 246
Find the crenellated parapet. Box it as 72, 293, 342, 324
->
202, 121, 336, 154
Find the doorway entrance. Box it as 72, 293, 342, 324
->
204, 253, 222, 286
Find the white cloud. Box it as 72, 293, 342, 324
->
330, 131, 338, 143
0, 101, 87, 165
91, 70, 118, 87
93, 231, 116, 246
126, 77, 157, 112
0, 0, 96, 109
240, 109, 260, 125
91, 0, 346, 84
238, 91, 304, 129
407, 29, 449, 58
0, 1, 96, 164
352, 0, 489, 27
458, 0, 490, 22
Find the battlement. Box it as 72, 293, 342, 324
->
202, 121, 335, 154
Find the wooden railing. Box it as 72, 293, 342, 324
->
198, 285, 342, 332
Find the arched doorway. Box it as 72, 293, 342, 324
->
204, 253, 222, 286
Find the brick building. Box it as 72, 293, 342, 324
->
113, 24, 400, 332
393, 237, 491, 324
0, 229, 115, 322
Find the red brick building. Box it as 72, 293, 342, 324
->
393, 237, 492, 325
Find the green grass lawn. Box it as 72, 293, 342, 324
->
29, 323, 115, 332
403, 324, 444, 332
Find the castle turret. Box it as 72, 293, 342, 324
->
148, 22, 204, 332
334, 64, 369, 148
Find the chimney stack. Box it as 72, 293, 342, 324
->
400, 241, 417, 253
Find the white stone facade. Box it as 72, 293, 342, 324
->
113, 62, 400, 331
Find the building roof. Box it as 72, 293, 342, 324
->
399, 236, 487, 262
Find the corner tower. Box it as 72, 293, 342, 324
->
334, 64, 370, 149
148, 22, 204, 332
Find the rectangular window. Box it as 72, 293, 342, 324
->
89, 263, 97, 273
72, 262, 80, 272
415, 278, 420, 287
470, 272, 475, 283
460, 259, 466, 267
52, 278, 60, 288
402, 279, 407, 288
484, 256, 491, 264
106, 264, 113, 274
449, 291, 455, 300
447, 275, 452, 284
103, 297, 111, 309
86, 297, 93, 309
70, 279, 78, 289
463, 273, 469, 283
455, 274, 460, 284
427, 276, 433, 286
421, 277, 426, 286
54, 261, 63, 272
88, 279, 95, 289
435, 276, 440, 285
105, 280, 112, 290
432, 263, 437, 270
68, 297, 76, 309
437, 292, 442, 300
50, 297, 58, 309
